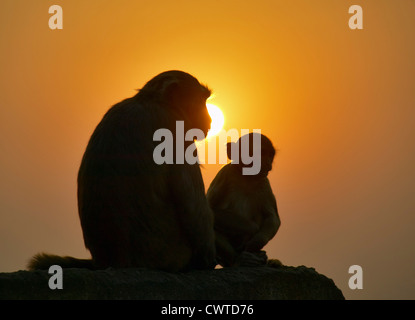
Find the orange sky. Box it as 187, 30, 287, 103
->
1, 0, 414, 299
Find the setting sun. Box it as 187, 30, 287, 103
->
206, 103, 225, 138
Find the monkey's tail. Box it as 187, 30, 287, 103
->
27, 252, 96, 270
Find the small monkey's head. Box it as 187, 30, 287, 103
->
227, 133, 276, 177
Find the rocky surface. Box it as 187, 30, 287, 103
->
0, 265, 344, 300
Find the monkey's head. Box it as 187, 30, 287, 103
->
227, 133, 276, 178
140, 70, 212, 139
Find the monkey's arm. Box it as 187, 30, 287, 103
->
169, 163, 216, 268
244, 194, 281, 252
206, 164, 230, 209
207, 165, 258, 236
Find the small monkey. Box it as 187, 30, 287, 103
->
207, 133, 281, 267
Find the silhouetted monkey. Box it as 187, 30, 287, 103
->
207, 133, 281, 267
28, 71, 216, 272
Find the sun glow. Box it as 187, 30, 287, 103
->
206, 103, 225, 138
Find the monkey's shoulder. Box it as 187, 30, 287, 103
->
210, 165, 272, 204
211, 164, 267, 187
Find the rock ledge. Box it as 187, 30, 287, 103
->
0, 265, 344, 300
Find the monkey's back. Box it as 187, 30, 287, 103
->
207, 164, 266, 244
77, 95, 192, 270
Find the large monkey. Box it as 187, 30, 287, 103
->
28, 71, 216, 272
207, 133, 281, 267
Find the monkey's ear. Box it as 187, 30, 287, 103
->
161, 79, 181, 103
226, 142, 238, 161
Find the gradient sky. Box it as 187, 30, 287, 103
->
1, 0, 414, 299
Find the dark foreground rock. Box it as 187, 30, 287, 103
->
0, 265, 344, 300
